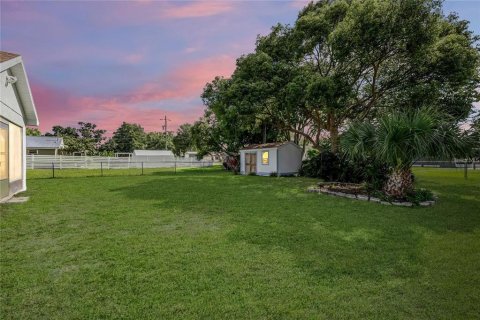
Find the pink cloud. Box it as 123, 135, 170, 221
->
31, 81, 203, 135
161, 1, 234, 19
120, 52, 145, 65
124, 54, 235, 103
101, 1, 236, 26
290, 0, 310, 9
30, 54, 237, 135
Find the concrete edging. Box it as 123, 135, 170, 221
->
307, 186, 436, 207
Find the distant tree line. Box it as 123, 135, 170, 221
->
28, 121, 196, 157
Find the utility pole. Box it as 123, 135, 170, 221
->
161, 115, 171, 150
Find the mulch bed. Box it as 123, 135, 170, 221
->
307, 182, 435, 207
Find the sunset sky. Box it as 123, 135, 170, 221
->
1, 0, 479, 134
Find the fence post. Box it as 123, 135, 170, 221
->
31, 154, 34, 169
101, 162, 103, 177
52, 162, 55, 178
142, 162, 144, 175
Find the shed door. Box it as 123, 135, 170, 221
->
245, 152, 257, 174
0, 122, 8, 199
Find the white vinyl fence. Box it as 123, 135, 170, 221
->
27, 155, 213, 170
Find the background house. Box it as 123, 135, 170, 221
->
0, 51, 39, 202
239, 142, 303, 176
184, 151, 198, 159
26, 136, 64, 155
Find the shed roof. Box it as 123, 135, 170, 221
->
133, 150, 174, 156
240, 141, 300, 150
26, 136, 64, 149
0, 51, 39, 126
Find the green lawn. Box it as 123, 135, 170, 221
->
1, 167, 479, 319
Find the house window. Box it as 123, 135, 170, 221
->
262, 151, 269, 165
9, 123, 22, 181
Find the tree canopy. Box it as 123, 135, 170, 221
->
26, 127, 41, 136
45, 122, 106, 155
200, 0, 479, 154
111, 122, 146, 153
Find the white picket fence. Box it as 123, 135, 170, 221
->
26, 155, 213, 169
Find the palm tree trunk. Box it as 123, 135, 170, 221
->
383, 168, 414, 199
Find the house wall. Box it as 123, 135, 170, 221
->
0, 70, 27, 201
0, 70, 25, 127
278, 143, 302, 175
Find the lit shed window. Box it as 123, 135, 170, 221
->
262, 151, 269, 165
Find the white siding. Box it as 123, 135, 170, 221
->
240, 142, 302, 176
240, 148, 278, 176
278, 143, 302, 175
0, 72, 27, 200
0, 70, 26, 128
256, 148, 277, 175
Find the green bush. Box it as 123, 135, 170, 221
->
299, 151, 389, 190
406, 188, 435, 204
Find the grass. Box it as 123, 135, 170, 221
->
1, 167, 479, 319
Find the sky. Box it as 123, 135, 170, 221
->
1, 0, 479, 135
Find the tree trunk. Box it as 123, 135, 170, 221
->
327, 112, 339, 153
383, 168, 414, 199
330, 125, 339, 153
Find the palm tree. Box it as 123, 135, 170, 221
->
341, 108, 470, 198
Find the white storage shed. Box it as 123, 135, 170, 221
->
239, 142, 302, 176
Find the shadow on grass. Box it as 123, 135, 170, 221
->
108, 170, 480, 282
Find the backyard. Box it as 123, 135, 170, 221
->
1, 167, 479, 319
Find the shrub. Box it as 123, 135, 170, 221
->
299, 151, 389, 190
270, 172, 278, 177
299, 151, 342, 181
406, 188, 435, 204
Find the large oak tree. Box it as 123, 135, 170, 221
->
203, 0, 479, 153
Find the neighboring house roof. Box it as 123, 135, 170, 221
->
0, 51, 39, 126
240, 141, 301, 150
133, 150, 174, 156
26, 136, 64, 149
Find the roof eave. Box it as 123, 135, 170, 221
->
1, 57, 39, 126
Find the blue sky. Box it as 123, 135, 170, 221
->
1, 0, 478, 133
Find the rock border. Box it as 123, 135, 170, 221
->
307, 186, 435, 207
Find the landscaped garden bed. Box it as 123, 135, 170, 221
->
307, 182, 436, 207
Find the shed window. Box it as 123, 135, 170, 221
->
262, 151, 269, 165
